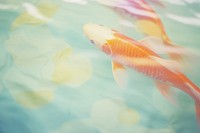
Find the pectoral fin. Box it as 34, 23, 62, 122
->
112, 61, 129, 89
155, 80, 178, 106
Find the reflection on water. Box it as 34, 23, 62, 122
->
0, 0, 200, 133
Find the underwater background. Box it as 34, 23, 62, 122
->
0, 0, 200, 133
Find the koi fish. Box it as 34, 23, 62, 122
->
83, 23, 200, 126
97, 0, 182, 60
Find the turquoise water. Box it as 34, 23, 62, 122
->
0, 0, 200, 133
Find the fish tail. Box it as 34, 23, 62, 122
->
187, 82, 200, 127
190, 83, 200, 127
192, 84, 200, 127
182, 74, 200, 127
195, 102, 200, 127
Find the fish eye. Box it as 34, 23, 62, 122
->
90, 39, 95, 44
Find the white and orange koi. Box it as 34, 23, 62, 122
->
83, 23, 200, 126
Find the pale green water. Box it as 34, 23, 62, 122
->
0, 0, 200, 133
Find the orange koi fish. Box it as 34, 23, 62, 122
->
97, 0, 182, 60
83, 23, 200, 126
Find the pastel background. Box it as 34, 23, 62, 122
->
0, 0, 200, 133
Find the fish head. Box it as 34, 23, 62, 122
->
83, 23, 115, 49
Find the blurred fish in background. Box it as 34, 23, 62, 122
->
97, 0, 200, 77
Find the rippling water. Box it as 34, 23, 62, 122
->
0, 0, 200, 133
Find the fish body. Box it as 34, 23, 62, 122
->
83, 23, 200, 126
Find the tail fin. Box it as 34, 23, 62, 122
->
195, 102, 200, 127
189, 85, 200, 127
192, 85, 200, 127
183, 75, 200, 127
179, 73, 200, 127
